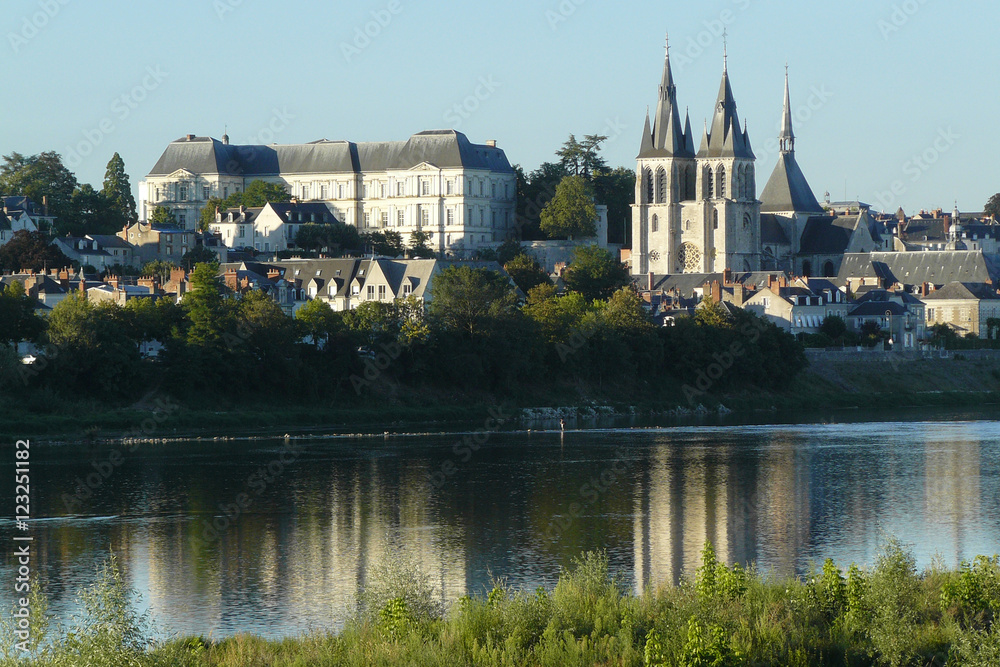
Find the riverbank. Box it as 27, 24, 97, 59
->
5, 543, 998, 666
5, 353, 1000, 443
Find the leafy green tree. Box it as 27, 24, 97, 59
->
556, 134, 608, 178
0, 151, 78, 226
428, 266, 518, 340
0, 230, 71, 272
183, 262, 227, 348
295, 299, 343, 347
149, 206, 178, 227
592, 166, 635, 246
62, 184, 122, 236
123, 297, 183, 344
101, 153, 137, 225
181, 245, 219, 271
985, 193, 1000, 220
141, 259, 178, 283
408, 229, 436, 259
0, 280, 44, 344
820, 314, 848, 341
563, 244, 630, 301
199, 197, 225, 231
294, 222, 361, 255
540, 176, 597, 239
504, 253, 550, 294
523, 284, 592, 344
695, 296, 731, 328
517, 162, 569, 240
234, 180, 291, 208
600, 287, 651, 332
344, 300, 408, 348
365, 230, 405, 257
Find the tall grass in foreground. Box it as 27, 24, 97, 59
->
2, 540, 999, 666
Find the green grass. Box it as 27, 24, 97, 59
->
3, 542, 999, 666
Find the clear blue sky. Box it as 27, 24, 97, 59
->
1, 0, 994, 215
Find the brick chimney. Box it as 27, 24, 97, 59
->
58, 269, 69, 291
267, 268, 282, 281
943, 215, 951, 237
920, 282, 930, 297
710, 280, 722, 303
734, 283, 746, 306
108, 275, 120, 291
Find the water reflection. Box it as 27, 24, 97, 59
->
2, 420, 1000, 638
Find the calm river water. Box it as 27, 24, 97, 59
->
3, 412, 1000, 638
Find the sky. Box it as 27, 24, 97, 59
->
1, 0, 994, 215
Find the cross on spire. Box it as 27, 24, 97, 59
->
722, 29, 728, 71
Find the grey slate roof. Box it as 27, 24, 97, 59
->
838, 251, 1000, 286
639, 50, 696, 159
760, 214, 791, 245
799, 215, 861, 254
759, 153, 824, 214
848, 301, 909, 317
148, 130, 513, 177
922, 281, 1000, 301
697, 70, 754, 159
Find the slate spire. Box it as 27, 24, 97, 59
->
779, 65, 795, 154
651, 33, 687, 156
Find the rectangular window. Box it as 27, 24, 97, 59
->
379, 183, 386, 198
403, 284, 412, 296
180, 186, 188, 201
239, 226, 245, 238
446, 180, 454, 195
364, 212, 371, 227
203, 185, 210, 200
223, 187, 228, 198
380, 212, 388, 228
178, 213, 186, 227
467, 209, 473, 225
421, 209, 429, 227
302, 184, 310, 199
397, 210, 405, 227
396, 181, 405, 197
320, 185, 328, 199
447, 209, 454, 226
378, 285, 386, 300
363, 184, 369, 198
367, 285, 375, 299
421, 179, 430, 196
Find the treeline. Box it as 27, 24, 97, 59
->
0, 258, 805, 408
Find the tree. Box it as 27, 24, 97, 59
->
183, 262, 228, 349
0, 280, 44, 345
62, 184, 122, 236
295, 298, 343, 348
292, 222, 360, 255
0, 230, 71, 272
985, 193, 1000, 220
694, 296, 732, 328
365, 230, 405, 257
0, 151, 78, 225
820, 315, 848, 341
555, 134, 608, 178
238, 180, 292, 207
592, 166, 635, 246
181, 245, 219, 271
518, 161, 569, 240
428, 266, 518, 340
408, 229, 436, 259
540, 176, 597, 239
101, 153, 137, 225
150, 206, 178, 227
504, 253, 550, 294
563, 244, 630, 301
199, 197, 225, 232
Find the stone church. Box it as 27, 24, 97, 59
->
631, 39, 876, 277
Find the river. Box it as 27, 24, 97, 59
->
3, 411, 999, 639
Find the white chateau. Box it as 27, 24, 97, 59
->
140, 130, 517, 256
631, 41, 761, 275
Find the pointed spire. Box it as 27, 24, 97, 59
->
779, 65, 795, 153
700, 59, 751, 159
722, 29, 728, 72
684, 108, 695, 156
652, 32, 686, 155
638, 108, 654, 157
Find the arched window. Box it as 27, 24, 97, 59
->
736, 165, 744, 200
704, 166, 714, 199
651, 214, 659, 233
685, 219, 691, 231
747, 169, 755, 200
643, 168, 653, 204
655, 167, 667, 203
713, 209, 719, 230
717, 166, 727, 199
823, 260, 836, 277
743, 213, 752, 228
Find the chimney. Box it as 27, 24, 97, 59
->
42, 195, 49, 216
647, 271, 654, 291
108, 275, 120, 291
58, 269, 69, 291
920, 282, 929, 297
768, 274, 778, 293
943, 215, 951, 237
187, 134, 195, 140
734, 283, 746, 306
486, 140, 497, 148
710, 280, 722, 303
780, 274, 788, 288
267, 268, 281, 281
